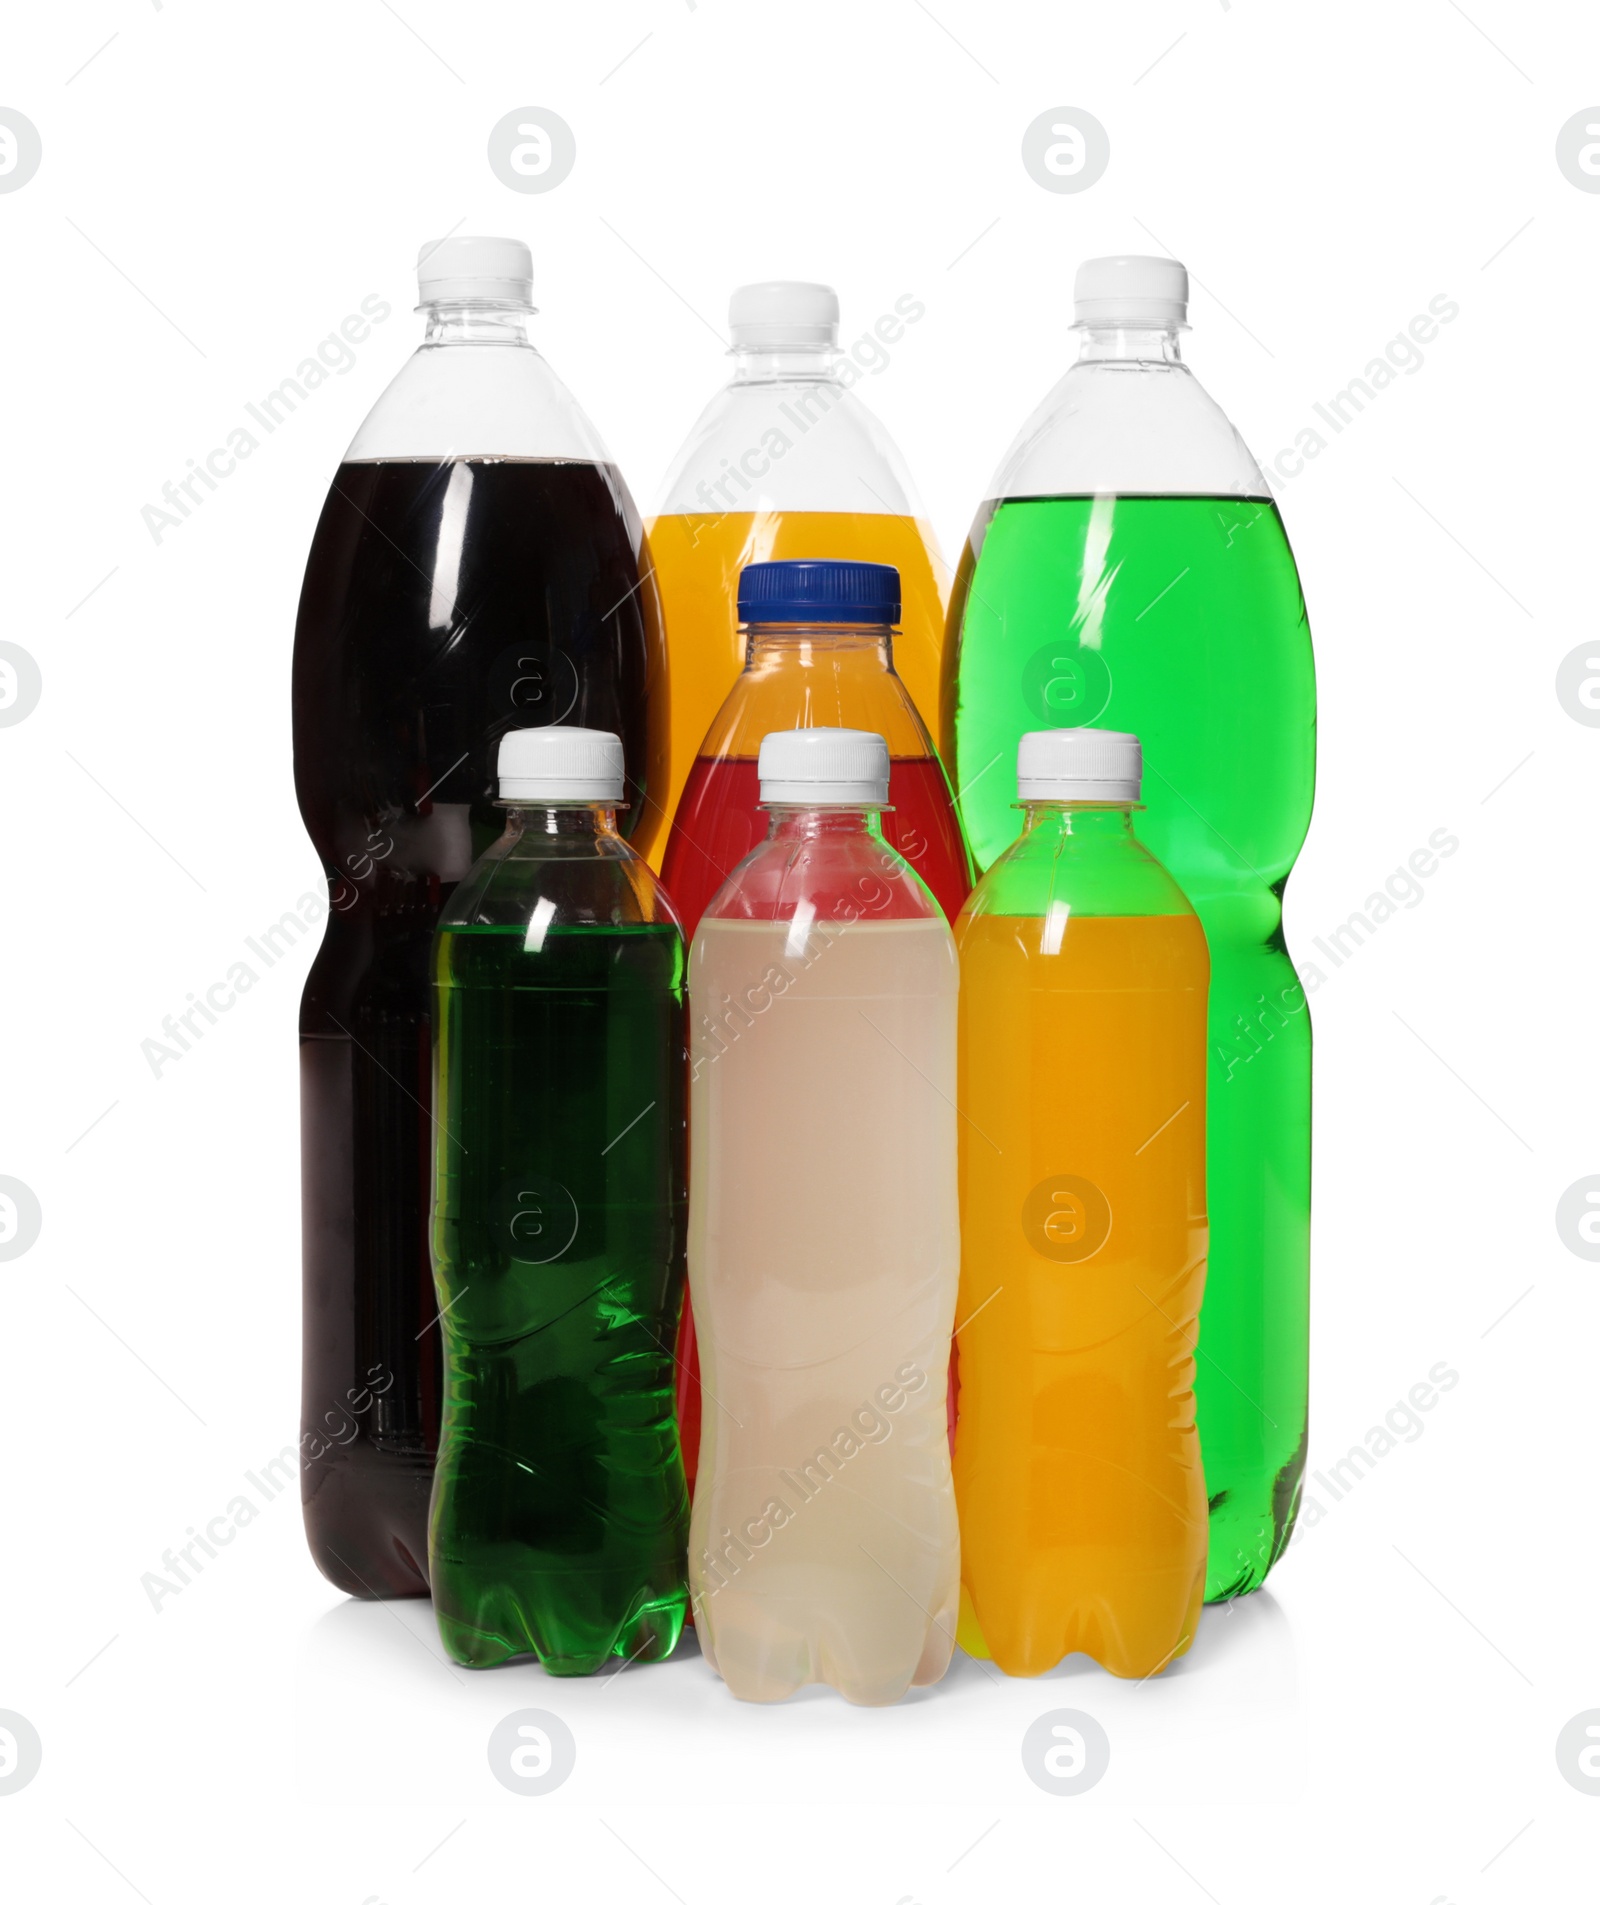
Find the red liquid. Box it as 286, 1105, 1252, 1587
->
662, 755, 970, 1493
662, 755, 971, 937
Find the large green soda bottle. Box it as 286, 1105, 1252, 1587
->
942, 257, 1315, 1600
429, 726, 689, 1670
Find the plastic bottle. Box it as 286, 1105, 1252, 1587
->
429, 727, 688, 1672
663, 558, 970, 934
293, 236, 665, 1597
943, 256, 1314, 1601
688, 728, 959, 1705
645, 281, 946, 861
663, 558, 970, 1491
954, 730, 1209, 1677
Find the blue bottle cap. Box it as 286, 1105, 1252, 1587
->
737, 559, 901, 627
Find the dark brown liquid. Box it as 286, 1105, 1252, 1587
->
293, 456, 659, 1597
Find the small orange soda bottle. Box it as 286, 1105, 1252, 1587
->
954, 728, 1209, 1677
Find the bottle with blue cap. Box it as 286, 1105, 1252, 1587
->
944, 254, 1315, 1601
644, 281, 947, 866
954, 728, 1210, 1678
661, 558, 969, 935
427, 725, 689, 1672
292, 236, 667, 1599
658, 556, 970, 1494
686, 727, 959, 1704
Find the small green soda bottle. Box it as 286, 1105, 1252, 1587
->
429, 726, 689, 1672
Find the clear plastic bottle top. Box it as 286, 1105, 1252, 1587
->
983, 254, 1267, 501
497, 726, 625, 803
342, 233, 612, 463
653, 283, 926, 517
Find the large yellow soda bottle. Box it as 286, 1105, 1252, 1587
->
640, 281, 946, 865
954, 729, 1210, 1678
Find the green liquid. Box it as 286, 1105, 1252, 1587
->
430, 921, 689, 1670
946, 495, 1315, 1600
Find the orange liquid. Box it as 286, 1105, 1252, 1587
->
641, 511, 947, 869
953, 910, 1209, 1678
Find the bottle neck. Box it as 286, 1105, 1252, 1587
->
731, 344, 840, 385
746, 623, 894, 668
1021, 802, 1138, 839
762, 805, 886, 843
500, 802, 622, 839
421, 300, 534, 348
1074, 324, 1183, 366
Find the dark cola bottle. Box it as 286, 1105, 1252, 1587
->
293, 235, 665, 1596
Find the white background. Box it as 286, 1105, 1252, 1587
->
2, 2, 1596, 1899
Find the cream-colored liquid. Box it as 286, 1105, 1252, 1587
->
687, 915, 960, 1704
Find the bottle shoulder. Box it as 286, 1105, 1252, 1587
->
345, 342, 616, 462
656, 377, 923, 516
701, 827, 946, 928
988, 359, 1269, 501
701, 644, 938, 760
963, 820, 1196, 923
442, 829, 681, 933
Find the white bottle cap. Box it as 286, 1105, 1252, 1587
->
497, 726, 624, 802
728, 280, 839, 351
1017, 729, 1142, 803
417, 234, 534, 306
758, 727, 890, 805
1073, 255, 1188, 329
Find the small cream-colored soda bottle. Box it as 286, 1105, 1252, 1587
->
687, 726, 959, 1705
